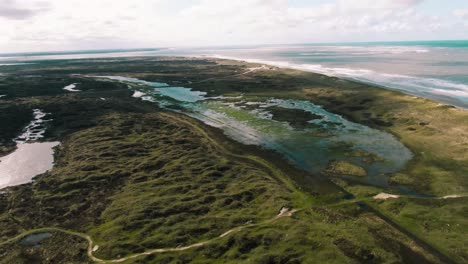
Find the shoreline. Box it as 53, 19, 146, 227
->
199, 54, 468, 110
178, 56, 467, 196
0, 57, 466, 262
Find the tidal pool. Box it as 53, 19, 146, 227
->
99, 76, 413, 187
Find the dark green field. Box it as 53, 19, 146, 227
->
0, 57, 466, 263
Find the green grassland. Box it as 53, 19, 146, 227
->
195, 60, 468, 263
0, 110, 444, 263
0, 57, 466, 263
196, 60, 468, 196
370, 197, 468, 261
171, 58, 468, 263
266, 106, 323, 130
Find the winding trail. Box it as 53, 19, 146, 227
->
304, 192, 468, 211
3, 190, 464, 263
4, 78, 463, 262
0, 208, 297, 263
372, 192, 468, 201
1, 112, 303, 263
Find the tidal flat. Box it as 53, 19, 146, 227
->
0, 57, 466, 263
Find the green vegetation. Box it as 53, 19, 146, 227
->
266, 106, 322, 130
369, 197, 468, 263
324, 161, 367, 177
0, 231, 90, 263
0, 104, 31, 156
0, 57, 466, 263
1, 109, 441, 263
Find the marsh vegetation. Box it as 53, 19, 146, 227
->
0, 57, 466, 263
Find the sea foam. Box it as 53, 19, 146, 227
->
209, 55, 468, 109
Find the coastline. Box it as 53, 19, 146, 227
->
204, 57, 468, 195
201, 54, 468, 110
0, 56, 466, 263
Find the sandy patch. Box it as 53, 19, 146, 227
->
440, 195, 465, 199
63, 83, 81, 92
373, 193, 400, 200
132, 91, 146, 98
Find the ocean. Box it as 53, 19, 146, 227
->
1, 41, 467, 108
175, 40, 468, 109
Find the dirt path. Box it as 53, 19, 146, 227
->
373, 192, 468, 200
3, 111, 459, 263
0, 208, 297, 263
157, 113, 457, 264
1, 112, 306, 264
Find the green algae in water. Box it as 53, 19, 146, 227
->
157, 87, 207, 102
99, 76, 413, 187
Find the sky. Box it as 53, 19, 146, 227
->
0, 0, 468, 53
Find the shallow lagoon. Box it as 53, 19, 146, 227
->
99, 76, 413, 187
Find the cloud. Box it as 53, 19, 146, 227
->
177, 0, 432, 41
0, 0, 465, 53
454, 9, 468, 19
341, 0, 424, 9
0, 0, 50, 20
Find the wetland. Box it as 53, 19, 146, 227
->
0, 57, 466, 263
97, 75, 413, 188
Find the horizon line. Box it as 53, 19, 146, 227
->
1, 39, 468, 56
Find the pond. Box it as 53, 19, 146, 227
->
20, 232, 52, 246
0, 109, 59, 190
0, 142, 60, 189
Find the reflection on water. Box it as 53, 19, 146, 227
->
20, 232, 52, 246
0, 142, 60, 189
159, 87, 207, 102
0, 109, 59, 190
99, 76, 413, 187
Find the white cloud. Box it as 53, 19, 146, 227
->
0, 0, 50, 19
172, 0, 435, 44
454, 9, 468, 19
337, 0, 424, 10
0, 0, 465, 53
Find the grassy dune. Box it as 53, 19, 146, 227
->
191, 59, 468, 263
0, 57, 466, 263
0, 110, 445, 263
180, 58, 467, 196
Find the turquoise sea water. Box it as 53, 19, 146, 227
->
2, 41, 468, 108
303, 40, 468, 48
184, 40, 468, 109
